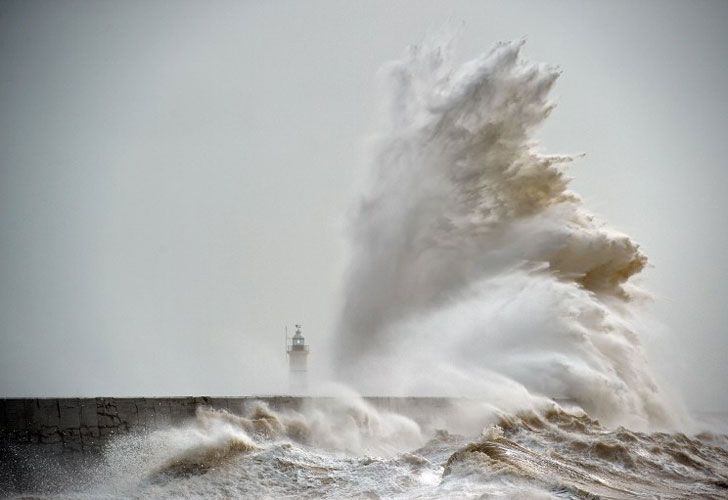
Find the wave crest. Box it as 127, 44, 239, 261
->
443, 406, 728, 498
336, 39, 678, 429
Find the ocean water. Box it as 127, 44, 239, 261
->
6, 40, 727, 498
5, 397, 728, 499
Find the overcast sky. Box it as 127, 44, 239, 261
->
1, 0, 727, 410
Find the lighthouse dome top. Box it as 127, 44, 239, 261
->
293, 324, 304, 339
289, 324, 307, 351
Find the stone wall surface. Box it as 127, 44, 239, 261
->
0, 396, 459, 494
0, 396, 452, 454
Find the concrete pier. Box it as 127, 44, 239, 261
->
0, 396, 457, 494
0, 396, 453, 454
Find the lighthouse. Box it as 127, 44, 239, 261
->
287, 324, 309, 394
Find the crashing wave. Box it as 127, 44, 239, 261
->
335, 39, 679, 429
443, 405, 728, 498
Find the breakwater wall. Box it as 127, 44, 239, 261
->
0, 396, 466, 494
0, 396, 453, 454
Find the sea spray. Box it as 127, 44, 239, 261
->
82, 395, 426, 497
335, 39, 677, 429
91, 397, 727, 498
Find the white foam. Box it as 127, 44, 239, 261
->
335, 39, 683, 430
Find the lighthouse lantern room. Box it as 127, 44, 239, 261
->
287, 324, 309, 394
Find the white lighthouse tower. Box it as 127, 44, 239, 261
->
287, 324, 309, 395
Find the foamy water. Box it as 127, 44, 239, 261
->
5, 397, 728, 499
335, 39, 679, 431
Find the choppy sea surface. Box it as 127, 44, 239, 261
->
4, 399, 728, 499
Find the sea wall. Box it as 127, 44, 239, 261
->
0, 396, 454, 454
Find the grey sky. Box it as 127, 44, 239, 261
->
1, 1, 727, 410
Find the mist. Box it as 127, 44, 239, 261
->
1, 0, 728, 413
